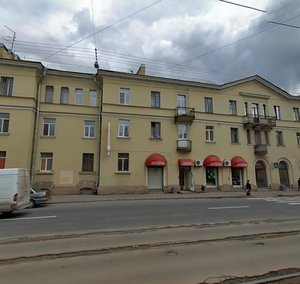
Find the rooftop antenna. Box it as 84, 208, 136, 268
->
91, 0, 99, 69
4, 25, 16, 52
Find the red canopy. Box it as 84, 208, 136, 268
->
145, 154, 167, 167
203, 155, 222, 167
231, 156, 248, 168
178, 159, 194, 167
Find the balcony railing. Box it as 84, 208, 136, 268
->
177, 139, 192, 152
243, 115, 276, 130
174, 107, 195, 124
254, 144, 268, 156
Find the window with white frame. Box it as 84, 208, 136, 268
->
84, 121, 95, 138
151, 122, 161, 139
274, 105, 281, 120
178, 124, 187, 139
0, 77, 14, 96
119, 88, 130, 105
205, 97, 213, 113
0, 113, 10, 133
276, 131, 284, 145
40, 152, 53, 171
118, 153, 129, 171
293, 107, 300, 121
89, 90, 97, 106
229, 100, 237, 115
0, 151, 6, 169
205, 126, 214, 142
43, 118, 56, 136
118, 119, 129, 137
151, 91, 160, 108
45, 86, 54, 103
60, 87, 69, 104
297, 132, 300, 146
230, 128, 239, 143
82, 153, 94, 172
75, 88, 83, 105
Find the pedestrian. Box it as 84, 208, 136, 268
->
298, 178, 300, 191
245, 180, 251, 196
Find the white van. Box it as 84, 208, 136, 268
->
0, 168, 30, 213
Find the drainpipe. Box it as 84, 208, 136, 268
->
93, 74, 102, 192
30, 67, 47, 186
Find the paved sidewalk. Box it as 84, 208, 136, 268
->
50, 189, 300, 204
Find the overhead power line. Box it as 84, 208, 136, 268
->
42, 0, 162, 61
268, 21, 300, 29
217, 0, 266, 13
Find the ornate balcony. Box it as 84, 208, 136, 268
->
243, 115, 276, 130
177, 140, 192, 152
174, 107, 195, 124
254, 144, 268, 156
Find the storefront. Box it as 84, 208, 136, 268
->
145, 154, 167, 190
203, 155, 222, 189
231, 156, 248, 189
178, 159, 194, 191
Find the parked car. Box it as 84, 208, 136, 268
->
29, 188, 51, 208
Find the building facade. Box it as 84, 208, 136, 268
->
1, 45, 300, 194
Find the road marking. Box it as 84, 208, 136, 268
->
0, 215, 57, 222
208, 206, 250, 210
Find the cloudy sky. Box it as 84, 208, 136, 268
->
1, 0, 300, 95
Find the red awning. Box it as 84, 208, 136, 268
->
203, 155, 222, 167
145, 154, 167, 167
178, 159, 194, 167
231, 156, 248, 168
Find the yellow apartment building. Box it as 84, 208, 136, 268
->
1, 44, 300, 194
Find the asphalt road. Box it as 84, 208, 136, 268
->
1, 196, 300, 238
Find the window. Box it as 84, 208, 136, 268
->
246, 129, 251, 144
178, 124, 187, 139
293, 108, 300, 121
89, 90, 97, 106
119, 88, 130, 105
118, 153, 129, 171
262, 104, 267, 118
205, 126, 214, 142
43, 118, 56, 136
205, 97, 213, 113
75, 88, 83, 105
274, 105, 281, 120
264, 131, 270, 145
230, 128, 239, 143
40, 153, 53, 171
229, 100, 237, 115
0, 113, 10, 133
151, 91, 160, 108
276, 131, 284, 146
252, 103, 259, 117
45, 86, 54, 103
84, 121, 95, 138
254, 130, 261, 144
244, 102, 248, 115
151, 122, 161, 139
297, 132, 300, 146
118, 120, 129, 137
0, 77, 14, 96
82, 153, 94, 172
60, 87, 69, 104
0, 151, 6, 169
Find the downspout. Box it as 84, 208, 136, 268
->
30, 67, 47, 186
93, 74, 102, 193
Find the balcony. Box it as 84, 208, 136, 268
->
243, 115, 276, 130
177, 139, 192, 152
174, 107, 195, 124
254, 144, 268, 156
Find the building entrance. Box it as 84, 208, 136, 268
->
255, 161, 268, 188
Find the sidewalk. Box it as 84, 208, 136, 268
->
50, 189, 300, 204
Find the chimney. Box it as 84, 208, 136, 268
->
136, 64, 146, 75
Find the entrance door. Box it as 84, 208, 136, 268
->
255, 161, 268, 187
279, 161, 290, 187
179, 166, 192, 190
232, 168, 243, 188
148, 167, 163, 189
206, 167, 218, 188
